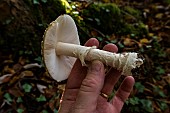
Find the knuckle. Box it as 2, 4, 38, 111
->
81, 77, 99, 92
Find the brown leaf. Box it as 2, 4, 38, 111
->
58, 84, 66, 91
20, 71, 34, 77
163, 74, 170, 84
0, 74, 12, 84
155, 13, 164, 19
91, 30, 98, 37
123, 38, 135, 46
44, 87, 58, 98
13, 63, 23, 72
8, 87, 23, 97
0, 1, 11, 22
18, 57, 27, 65
108, 34, 116, 41
3, 65, 15, 74
3, 60, 14, 64
143, 8, 150, 13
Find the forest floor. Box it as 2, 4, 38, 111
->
0, 0, 170, 113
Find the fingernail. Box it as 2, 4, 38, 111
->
89, 61, 102, 72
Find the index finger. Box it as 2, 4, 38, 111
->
66, 38, 99, 89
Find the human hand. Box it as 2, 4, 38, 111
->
58, 38, 135, 113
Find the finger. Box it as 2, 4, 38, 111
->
84, 38, 99, 47
101, 69, 121, 97
62, 38, 99, 102
59, 38, 99, 113
101, 44, 121, 96
73, 61, 105, 111
66, 38, 99, 89
111, 76, 135, 112
102, 43, 118, 53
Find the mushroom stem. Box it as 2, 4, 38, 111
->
56, 42, 143, 75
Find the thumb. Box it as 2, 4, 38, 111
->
72, 60, 105, 112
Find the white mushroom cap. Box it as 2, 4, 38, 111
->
42, 14, 80, 82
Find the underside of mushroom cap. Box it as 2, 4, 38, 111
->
42, 14, 80, 82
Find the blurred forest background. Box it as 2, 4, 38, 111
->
0, 0, 170, 113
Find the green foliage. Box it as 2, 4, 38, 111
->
148, 39, 166, 59
17, 108, 24, 113
80, 2, 148, 38
17, 97, 23, 103
4, 93, 13, 103
164, 0, 170, 4
123, 6, 141, 19
36, 94, 47, 102
157, 100, 168, 111
120, 22, 148, 36
125, 97, 154, 113
22, 83, 32, 93
81, 3, 121, 34
140, 99, 153, 112
156, 67, 165, 75
54, 109, 58, 113
0, 0, 68, 58
135, 82, 145, 93
0, 1, 169, 113
33, 0, 40, 4
153, 86, 166, 97
127, 97, 140, 105
42, 110, 48, 113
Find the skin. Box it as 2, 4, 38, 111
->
58, 38, 135, 113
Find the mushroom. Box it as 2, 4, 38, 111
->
42, 14, 143, 82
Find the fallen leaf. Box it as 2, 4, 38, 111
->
3, 60, 14, 64
123, 38, 135, 46
23, 63, 42, 69
155, 13, 164, 19
37, 84, 47, 93
108, 34, 116, 41
91, 30, 98, 37
20, 71, 34, 77
149, 33, 154, 37
8, 87, 23, 97
0, 74, 12, 84
13, 63, 23, 72
18, 57, 27, 65
163, 74, 170, 84
140, 38, 150, 44
3, 65, 15, 74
